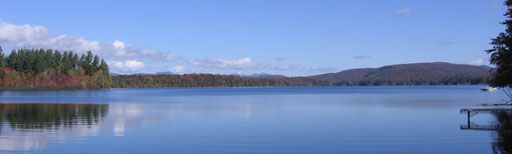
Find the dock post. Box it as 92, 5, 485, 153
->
467, 111, 470, 128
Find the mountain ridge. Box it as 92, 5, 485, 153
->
308, 62, 490, 85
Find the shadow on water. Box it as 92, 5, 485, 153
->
461, 108, 512, 153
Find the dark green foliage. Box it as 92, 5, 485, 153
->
0, 46, 4, 77
100, 59, 109, 76
0, 47, 110, 89
487, 0, 512, 88
1, 48, 108, 77
92, 55, 100, 73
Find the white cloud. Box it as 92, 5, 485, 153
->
308, 66, 336, 73
466, 59, 485, 66
172, 65, 185, 73
109, 60, 145, 73
189, 57, 264, 70
396, 8, 412, 16
0, 22, 179, 62
275, 62, 299, 71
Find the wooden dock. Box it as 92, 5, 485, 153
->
460, 108, 512, 130
460, 108, 512, 114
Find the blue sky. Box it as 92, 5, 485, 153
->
0, 0, 507, 76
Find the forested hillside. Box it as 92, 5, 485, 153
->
0, 47, 110, 89
310, 62, 490, 86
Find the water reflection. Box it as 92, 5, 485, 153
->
461, 108, 512, 153
0, 103, 108, 151
493, 111, 512, 153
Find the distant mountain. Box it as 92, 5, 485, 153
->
478, 65, 493, 70
310, 68, 376, 82
155, 71, 175, 75
110, 62, 492, 87
256, 74, 288, 79
310, 62, 491, 86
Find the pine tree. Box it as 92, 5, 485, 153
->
92, 55, 100, 72
84, 51, 93, 75
100, 59, 109, 76
72, 53, 79, 69
0, 46, 4, 77
488, 0, 512, 88
488, 0, 512, 101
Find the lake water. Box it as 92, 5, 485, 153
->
0, 86, 510, 153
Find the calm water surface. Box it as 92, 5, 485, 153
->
0, 86, 509, 153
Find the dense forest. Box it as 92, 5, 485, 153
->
111, 62, 490, 87
0, 47, 492, 89
111, 74, 330, 88
0, 47, 110, 89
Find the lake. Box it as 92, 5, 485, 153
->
0, 86, 509, 153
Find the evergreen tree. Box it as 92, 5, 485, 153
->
488, 0, 512, 88
92, 55, 100, 72
0, 48, 110, 89
85, 51, 93, 75
72, 53, 79, 69
488, 0, 512, 100
0, 46, 4, 77
100, 59, 109, 76
54, 51, 62, 68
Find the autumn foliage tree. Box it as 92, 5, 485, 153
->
0, 47, 110, 89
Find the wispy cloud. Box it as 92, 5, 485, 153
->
308, 66, 336, 73
172, 65, 185, 73
353, 55, 371, 59
466, 58, 486, 66
396, 8, 412, 16
189, 57, 264, 70
274, 62, 299, 71
0, 22, 180, 62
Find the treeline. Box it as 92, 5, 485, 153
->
0, 47, 491, 89
110, 74, 487, 88
0, 47, 110, 89
110, 74, 330, 88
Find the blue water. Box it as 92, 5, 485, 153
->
0, 86, 509, 153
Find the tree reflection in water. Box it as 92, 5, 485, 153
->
0, 103, 108, 130
493, 111, 512, 153
0, 103, 109, 151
